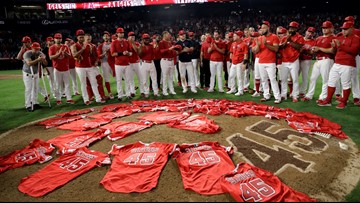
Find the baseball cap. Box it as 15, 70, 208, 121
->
142, 33, 150, 39
22, 36, 31, 43
65, 38, 72, 41
46, 36, 54, 42
188, 32, 194, 37
262, 21, 270, 27
31, 42, 41, 49
321, 21, 333, 28
344, 16, 355, 22
76, 29, 85, 36
234, 31, 243, 37
227, 32, 234, 38
307, 27, 316, 32
116, 27, 124, 33
178, 30, 186, 35
340, 21, 354, 29
289, 21, 299, 28
103, 31, 110, 36
128, 32, 135, 37
54, 33, 62, 39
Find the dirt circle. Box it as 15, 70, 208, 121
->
0, 103, 359, 202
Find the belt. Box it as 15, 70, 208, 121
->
317, 57, 330, 60
143, 60, 153, 63
162, 58, 173, 61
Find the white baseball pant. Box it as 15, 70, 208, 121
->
228, 63, 244, 93
259, 63, 281, 100
192, 58, 200, 87
305, 58, 333, 100
76, 67, 102, 103
115, 65, 131, 98
161, 59, 176, 94
23, 71, 40, 108
129, 62, 144, 94
299, 59, 311, 95
54, 69, 72, 101
69, 68, 79, 95
279, 59, 300, 99
209, 61, 224, 92
141, 61, 159, 95
179, 61, 196, 92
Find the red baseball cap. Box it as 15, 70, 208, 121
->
128, 31, 135, 37
31, 42, 41, 49
103, 31, 110, 36
142, 33, 150, 39
307, 27, 316, 32
116, 27, 124, 33
321, 21, 333, 28
178, 30, 186, 35
76, 29, 85, 36
46, 36, 54, 42
227, 32, 234, 38
22, 36, 31, 43
54, 33, 62, 39
344, 16, 355, 22
262, 21, 270, 27
188, 32, 194, 37
340, 21, 354, 29
234, 31, 243, 37
289, 21, 299, 28
65, 38, 72, 41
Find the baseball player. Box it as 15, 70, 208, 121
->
110, 27, 133, 101
200, 34, 212, 90
250, 31, 263, 97
188, 31, 201, 88
342, 16, 360, 106
22, 42, 48, 112
226, 30, 249, 96
278, 21, 305, 102
43, 37, 56, 99
70, 29, 105, 105
207, 30, 226, 93
159, 31, 177, 95
97, 31, 115, 99
252, 21, 282, 104
242, 27, 255, 93
299, 27, 316, 98
302, 21, 336, 102
49, 33, 74, 105
149, 34, 162, 90
137, 33, 160, 98
64, 38, 80, 96
176, 30, 197, 94
224, 32, 234, 91
128, 31, 144, 97
318, 21, 360, 109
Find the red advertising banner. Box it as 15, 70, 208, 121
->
47, 0, 230, 10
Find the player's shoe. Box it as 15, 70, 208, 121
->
170, 91, 177, 95
108, 93, 114, 100
336, 102, 346, 109
235, 91, 243, 96
66, 100, 75, 104
207, 89, 214, 93
56, 101, 62, 105
85, 101, 91, 105
226, 89, 236, 94
260, 97, 270, 102
301, 97, 311, 102
317, 100, 331, 107
252, 92, 261, 97
274, 99, 281, 104
292, 98, 299, 103
191, 89, 197, 93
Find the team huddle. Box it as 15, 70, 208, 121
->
18, 15, 360, 112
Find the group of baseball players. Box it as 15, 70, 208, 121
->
18, 15, 360, 112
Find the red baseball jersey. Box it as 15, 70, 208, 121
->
0, 139, 54, 173
334, 33, 360, 67
167, 115, 220, 134
49, 44, 70, 71
55, 108, 95, 117
314, 35, 336, 59
57, 118, 111, 131
209, 39, 226, 62
110, 38, 132, 66
100, 121, 153, 141
140, 44, 155, 61
230, 40, 249, 65
129, 42, 141, 63
280, 33, 305, 63
37, 116, 82, 129
220, 162, 317, 202
100, 141, 177, 193
18, 147, 110, 197
137, 111, 191, 124
258, 34, 280, 63
172, 141, 234, 195
300, 38, 316, 60
73, 42, 92, 67
47, 130, 107, 155
201, 41, 211, 60
159, 40, 176, 59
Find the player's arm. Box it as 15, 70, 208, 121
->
213, 43, 225, 54
263, 37, 279, 52
252, 38, 260, 54
49, 46, 61, 60
71, 44, 84, 58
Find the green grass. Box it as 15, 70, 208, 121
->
0, 66, 359, 201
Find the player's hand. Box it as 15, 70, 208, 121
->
241, 63, 246, 71
311, 46, 319, 52
332, 39, 340, 47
